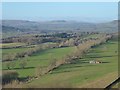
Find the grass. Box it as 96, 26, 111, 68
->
23, 39, 118, 88
1, 42, 57, 56
2, 47, 74, 77
83, 34, 101, 39
79, 71, 118, 88
0, 43, 26, 48
1, 46, 34, 62
2, 48, 29, 56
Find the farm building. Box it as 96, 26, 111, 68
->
89, 60, 102, 64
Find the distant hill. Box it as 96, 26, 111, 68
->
2, 25, 24, 33
94, 20, 118, 32
1, 20, 118, 37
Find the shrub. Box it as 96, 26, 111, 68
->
19, 60, 27, 69
5, 61, 16, 70
2, 70, 19, 84
5, 62, 11, 70
35, 66, 44, 77
10, 62, 16, 69
16, 52, 26, 58
2, 53, 16, 61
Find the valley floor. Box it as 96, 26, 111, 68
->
22, 40, 118, 88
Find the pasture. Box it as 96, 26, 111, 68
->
2, 48, 29, 56
0, 43, 26, 48
2, 47, 74, 77
23, 39, 118, 88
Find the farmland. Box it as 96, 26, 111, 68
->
2, 46, 74, 77
1, 32, 118, 88
23, 39, 118, 88
1, 2, 119, 88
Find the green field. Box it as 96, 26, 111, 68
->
82, 34, 102, 39
2, 38, 118, 88
2, 47, 74, 77
2, 42, 57, 56
0, 43, 26, 48
0, 46, 33, 63
2, 48, 29, 55
23, 40, 118, 88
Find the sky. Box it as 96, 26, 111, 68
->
2, 0, 119, 2
2, 2, 118, 22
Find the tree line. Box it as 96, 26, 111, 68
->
2, 43, 59, 62
2, 34, 112, 85
34, 34, 112, 78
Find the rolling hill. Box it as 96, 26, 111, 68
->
1, 20, 118, 38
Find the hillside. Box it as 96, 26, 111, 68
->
2, 20, 118, 37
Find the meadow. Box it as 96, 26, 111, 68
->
23, 39, 118, 88
2, 46, 74, 77
0, 43, 26, 48
2, 47, 29, 55
2, 33, 99, 77
2, 33, 118, 88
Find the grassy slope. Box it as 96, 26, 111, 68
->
79, 71, 118, 88
24, 40, 118, 88
84, 34, 101, 39
0, 43, 26, 48
2, 47, 74, 77
2, 48, 29, 55
1, 43, 28, 60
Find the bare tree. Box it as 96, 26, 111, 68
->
11, 62, 16, 69
35, 66, 44, 77
5, 62, 11, 70
19, 60, 27, 69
